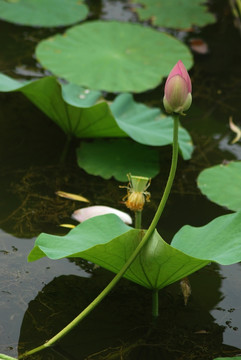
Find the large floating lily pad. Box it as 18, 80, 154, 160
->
130, 0, 215, 29
197, 161, 241, 211
29, 210, 241, 289
76, 139, 160, 181
0, 74, 193, 159
36, 21, 193, 93
0, 0, 88, 27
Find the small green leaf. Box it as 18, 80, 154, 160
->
35, 21, 193, 93
130, 0, 215, 29
197, 161, 241, 211
0, 0, 88, 27
76, 139, 160, 181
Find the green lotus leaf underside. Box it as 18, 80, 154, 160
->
0, 0, 88, 27
0, 73, 193, 160
197, 161, 241, 211
130, 0, 215, 29
29, 211, 241, 290
35, 21, 193, 93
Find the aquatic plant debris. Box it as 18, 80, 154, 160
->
56, 191, 89, 203
229, 116, 241, 144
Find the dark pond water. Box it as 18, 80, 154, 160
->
1, 0, 241, 359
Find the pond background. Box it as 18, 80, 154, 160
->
1, 0, 241, 359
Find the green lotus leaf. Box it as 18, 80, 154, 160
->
28, 214, 209, 290
29, 211, 241, 289
61, 82, 102, 108
0, 74, 125, 138
0, 0, 88, 27
0, 74, 193, 159
171, 211, 241, 265
76, 139, 160, 181
35, 21, 193, 93
197, 161, 241, 211
130, 0, 215, 29
111, 93, 193, 160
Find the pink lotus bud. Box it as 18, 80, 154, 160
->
163, 60, 192, 115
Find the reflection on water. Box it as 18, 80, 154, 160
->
211, 264, 241, 349
16, 264, 239, 359
0, 230, 89, 358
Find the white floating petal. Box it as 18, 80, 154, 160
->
72, 205, 132, 225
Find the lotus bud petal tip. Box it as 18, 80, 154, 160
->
163, 60, 192, 115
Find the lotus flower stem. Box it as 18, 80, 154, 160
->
152, 289, 159, 318
59, 134, 72, 164
18, 116, 179, 359
147, 114, 179, 232
135, 210, 142, 229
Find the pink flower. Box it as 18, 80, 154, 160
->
163, 60, 192, 115
72, 205, 132, 225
